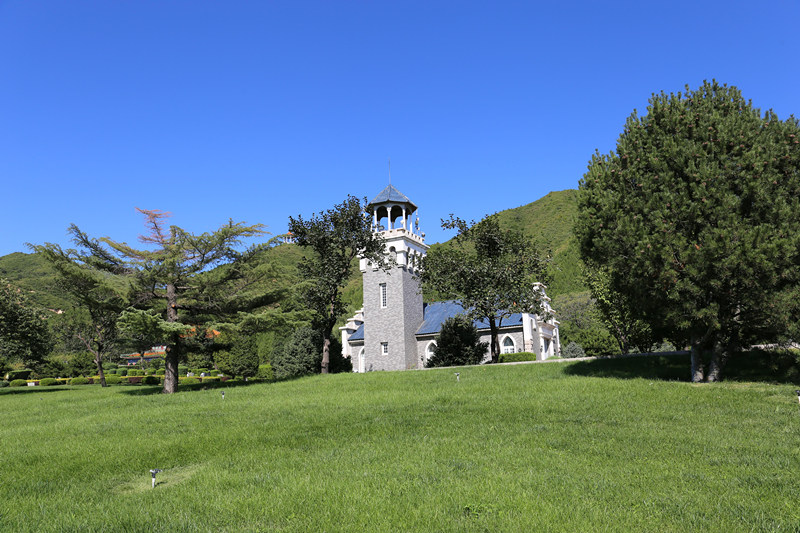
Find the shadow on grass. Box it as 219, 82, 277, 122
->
117, 379, 271, 396
562, 349, 800, 385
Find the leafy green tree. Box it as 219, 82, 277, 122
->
288, 196, 388, 374
31, 227, 133, 386
421, 214, 550, 363
425, 315, 488, 368
77, 208, 267, 393
0, 279, 52, 371
577, 80, 800, 381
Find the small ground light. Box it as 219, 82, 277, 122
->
221, 391, 225, 400
795, 390, 800, 413
455, 372, 460, 382
150, 469, 162, 488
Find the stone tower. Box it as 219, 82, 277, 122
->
359, 185, 429, 371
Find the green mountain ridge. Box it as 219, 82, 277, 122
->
0, 190, 584, 315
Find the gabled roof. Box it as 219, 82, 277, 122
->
415, 300, 524, 336
368, 184, 417, 210
349, 322, 365, 341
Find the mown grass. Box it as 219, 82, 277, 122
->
2, 357, 799, 532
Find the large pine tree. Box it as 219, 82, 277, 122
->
577, 80, 800, 381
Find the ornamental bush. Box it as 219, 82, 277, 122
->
181, 377, 201, 384
9, 379, 28, 387
39, 378, 59, 386
426, 316, 488, 368
5, 369, 33, 381
256, 363, 274, 381
70, 377, 90, 385
141, 375, 160, 385
117, 368, 128, 376
563, 342, 586, 359
104, 374, 122, 385
498, 352, 537, 363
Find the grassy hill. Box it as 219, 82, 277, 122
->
0, 251, 71, 310
1, 356, 798, 531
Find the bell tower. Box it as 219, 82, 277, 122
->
360, 184, 429, 371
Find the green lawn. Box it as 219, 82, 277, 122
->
2, 357, 799, 532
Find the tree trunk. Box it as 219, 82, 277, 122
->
163, 283, 180, 394
706, 342, 726, 382
690, 338, 705, 383
94, 354, 107, 387
489, 317, 499, 363
321, 335, 330, 374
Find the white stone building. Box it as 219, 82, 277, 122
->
340, 185, 560, 372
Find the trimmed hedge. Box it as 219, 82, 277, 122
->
5, 369, 33, 381
141, 375, 160, 385
9, 379, 28, 387
70, 377, 90, 386
104, 375, 122, 385
117, 368, 128, 376
39, 378, 59, 386
181, 377, 201, 385
498, 352, 538, 363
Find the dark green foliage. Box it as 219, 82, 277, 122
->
425, 316, 488, 368
9, 379, 28, 387
0, 279, 52, 369
272, 327, 322, 379
422, 214, 550, 363
256, 363, 274, 381
65, 352, 95, 377
288, 196, 389, 374
562, 342, 586, 359
141, 375, 160, 385
178, 365, 189, 375
560, 323, 618, 357
39, 378, 59, 386
127, 369, 142, 377
0, 381, 8, 388
104, 374, 122, 385
117, 368, 128, 376
498, 351, 537, 363
69, 376, 90, 385
5, 369, 32, 381
577, 80, 800, 381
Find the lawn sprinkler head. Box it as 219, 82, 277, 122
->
150, 469, 162, 488
455, 372, 460, 382
221, 391, 225, 400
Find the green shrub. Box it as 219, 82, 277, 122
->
9, 379, 28, 387
70, 377, 90, 385
104, 374, 122, 385
426, 316, 488, 368
181, 377, 201, 384
117, 368, 128, 376
5, 369, 33, 381
178, 365, 189, 375
156, 368, 165, 376
105, 368, 116, 375
256, 363, 274, 381
201, 376, 220, 383
141, 375, 160, 385
498, 352, 537, 363
0, 381, 9, 388
272, 327, 323, 379
195, 368, 210, 375
563, 342, 586, 359
102, 361, 117, 370
39, 378, 59, 386
128, 369, 142, 377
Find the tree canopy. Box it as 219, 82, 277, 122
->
421, 214, 550, 363
0, 278, 51, 372
287, 196, 388, 373
576, 80, 800, 381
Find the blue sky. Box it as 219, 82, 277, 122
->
1, 0, 798, 256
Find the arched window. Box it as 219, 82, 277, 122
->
502, 336, 516, 354
425, 341, 437, 361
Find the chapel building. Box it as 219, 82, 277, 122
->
340, 185, 560, 372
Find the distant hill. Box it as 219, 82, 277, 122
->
491, 189, 585, 297
0, 190, 585, 319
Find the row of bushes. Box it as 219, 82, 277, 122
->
498, 352, 538, 363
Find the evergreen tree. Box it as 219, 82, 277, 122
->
421, 214, 550, 363
425, 315, 488, 368
577, 80, 800, 381
0, 278, 51, 371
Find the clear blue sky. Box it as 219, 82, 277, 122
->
1, 0, 797, 256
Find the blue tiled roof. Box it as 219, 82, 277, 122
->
415, 300, 523, 336
368, 184, 417, 210
349, 323, 365, 341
